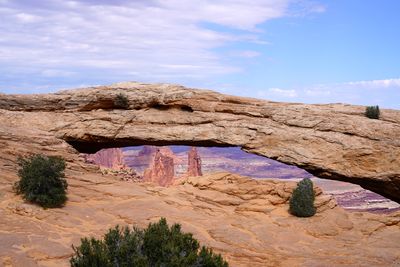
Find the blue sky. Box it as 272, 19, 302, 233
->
0, 0, 399, 109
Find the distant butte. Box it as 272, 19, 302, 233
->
186, 147, 203, 177
143, 147, 175, 186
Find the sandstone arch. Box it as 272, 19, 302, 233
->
0, 82, 399, 202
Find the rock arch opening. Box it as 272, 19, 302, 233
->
67, 140, 234, 154
1, 83, 399, 203
65, 133, 400, 205
82, 145, 400, 213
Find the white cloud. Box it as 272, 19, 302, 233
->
300, 78, 400, 95
344, 78, 400, 89
0, 0, 324, 92
257, 87, 298, 98
236, 50, 261, 58
15, 12, 42, 23
269, 88, 298, 97
288, 0, 326, 16
41, 69, 76, 77
255, 78, 400, 109
305, 89, 331, 96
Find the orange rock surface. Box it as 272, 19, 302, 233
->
85, 147, 125, 169
1, 170, 399, 267
0, 82, 399, 201
0, 83, 399, 266
186, 147, 202, 177
143, 148, 175, 186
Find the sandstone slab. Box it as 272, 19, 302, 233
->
0, 171, 399, 266
0, 82, 399, 201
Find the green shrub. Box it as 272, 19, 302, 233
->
289, 178, 316, 217
114, 93, 129, 109
14, 154, 67, 208
70, 218, 229, 267
365, 105, 380, 119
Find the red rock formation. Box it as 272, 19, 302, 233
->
143, 148, 175, 186
123, 146, 158, 174
138, 145, 157, 157
158, 147, 175, 158
186, 147, 202, 177
85, 148, 142, 181
85, 148, 125, 169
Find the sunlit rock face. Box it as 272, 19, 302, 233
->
1, 170, 400, 267
0, 83, 400, 266
121, 146, 311, 179
85, 145, 399, 212
0, 82, 399, 201
186, 147, 202, 177
127, 146, 203, 185
123, 146, 158, 174
84, 147, 125, 169
84, 148, 142, 182
143, 148, 176, 186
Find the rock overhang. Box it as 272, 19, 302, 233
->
0, 82, 399, 202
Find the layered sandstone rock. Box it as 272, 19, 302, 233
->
0, 82, 399, 266
87, 146, 399, 211
123, 146, 157, 175
0, 82, 399, 202
186, 147, 202, 177
84, 147, 141, 182
143, 148, 175, 186
100, 166, 142, 182
178, 173, 337, 213
0, 171, 399, 267
85, 147, 125, 169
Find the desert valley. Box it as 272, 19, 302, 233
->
86, 145, 400, 212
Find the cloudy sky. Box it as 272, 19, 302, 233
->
0, 0, 399, 109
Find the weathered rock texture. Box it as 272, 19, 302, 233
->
92, 146, 400, 211
84, 147, 142, 182
0, 82, 399, 202
85, 147, 125, 169
1, 170, 399, 266
143, 148, 175, 186
123, 146, 158, 175
100, 166, 142, 182
186, 147, 202, 177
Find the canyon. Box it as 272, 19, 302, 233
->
86, 145, 400, 212
0, 82, 399, 266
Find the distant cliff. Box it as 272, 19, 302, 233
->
85, 148, 125, 169
143, 147, 176, 186
85, 146, 399, 211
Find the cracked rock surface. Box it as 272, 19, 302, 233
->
0, 171, 399, 266
0, 82, 400, 266
0, 82, 399, 201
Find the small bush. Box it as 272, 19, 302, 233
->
70, 218, 229, 267
14, 154, 67, 208
365, 105, 380, 119
289, 177, 316, 217
114, 93, 129, 109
